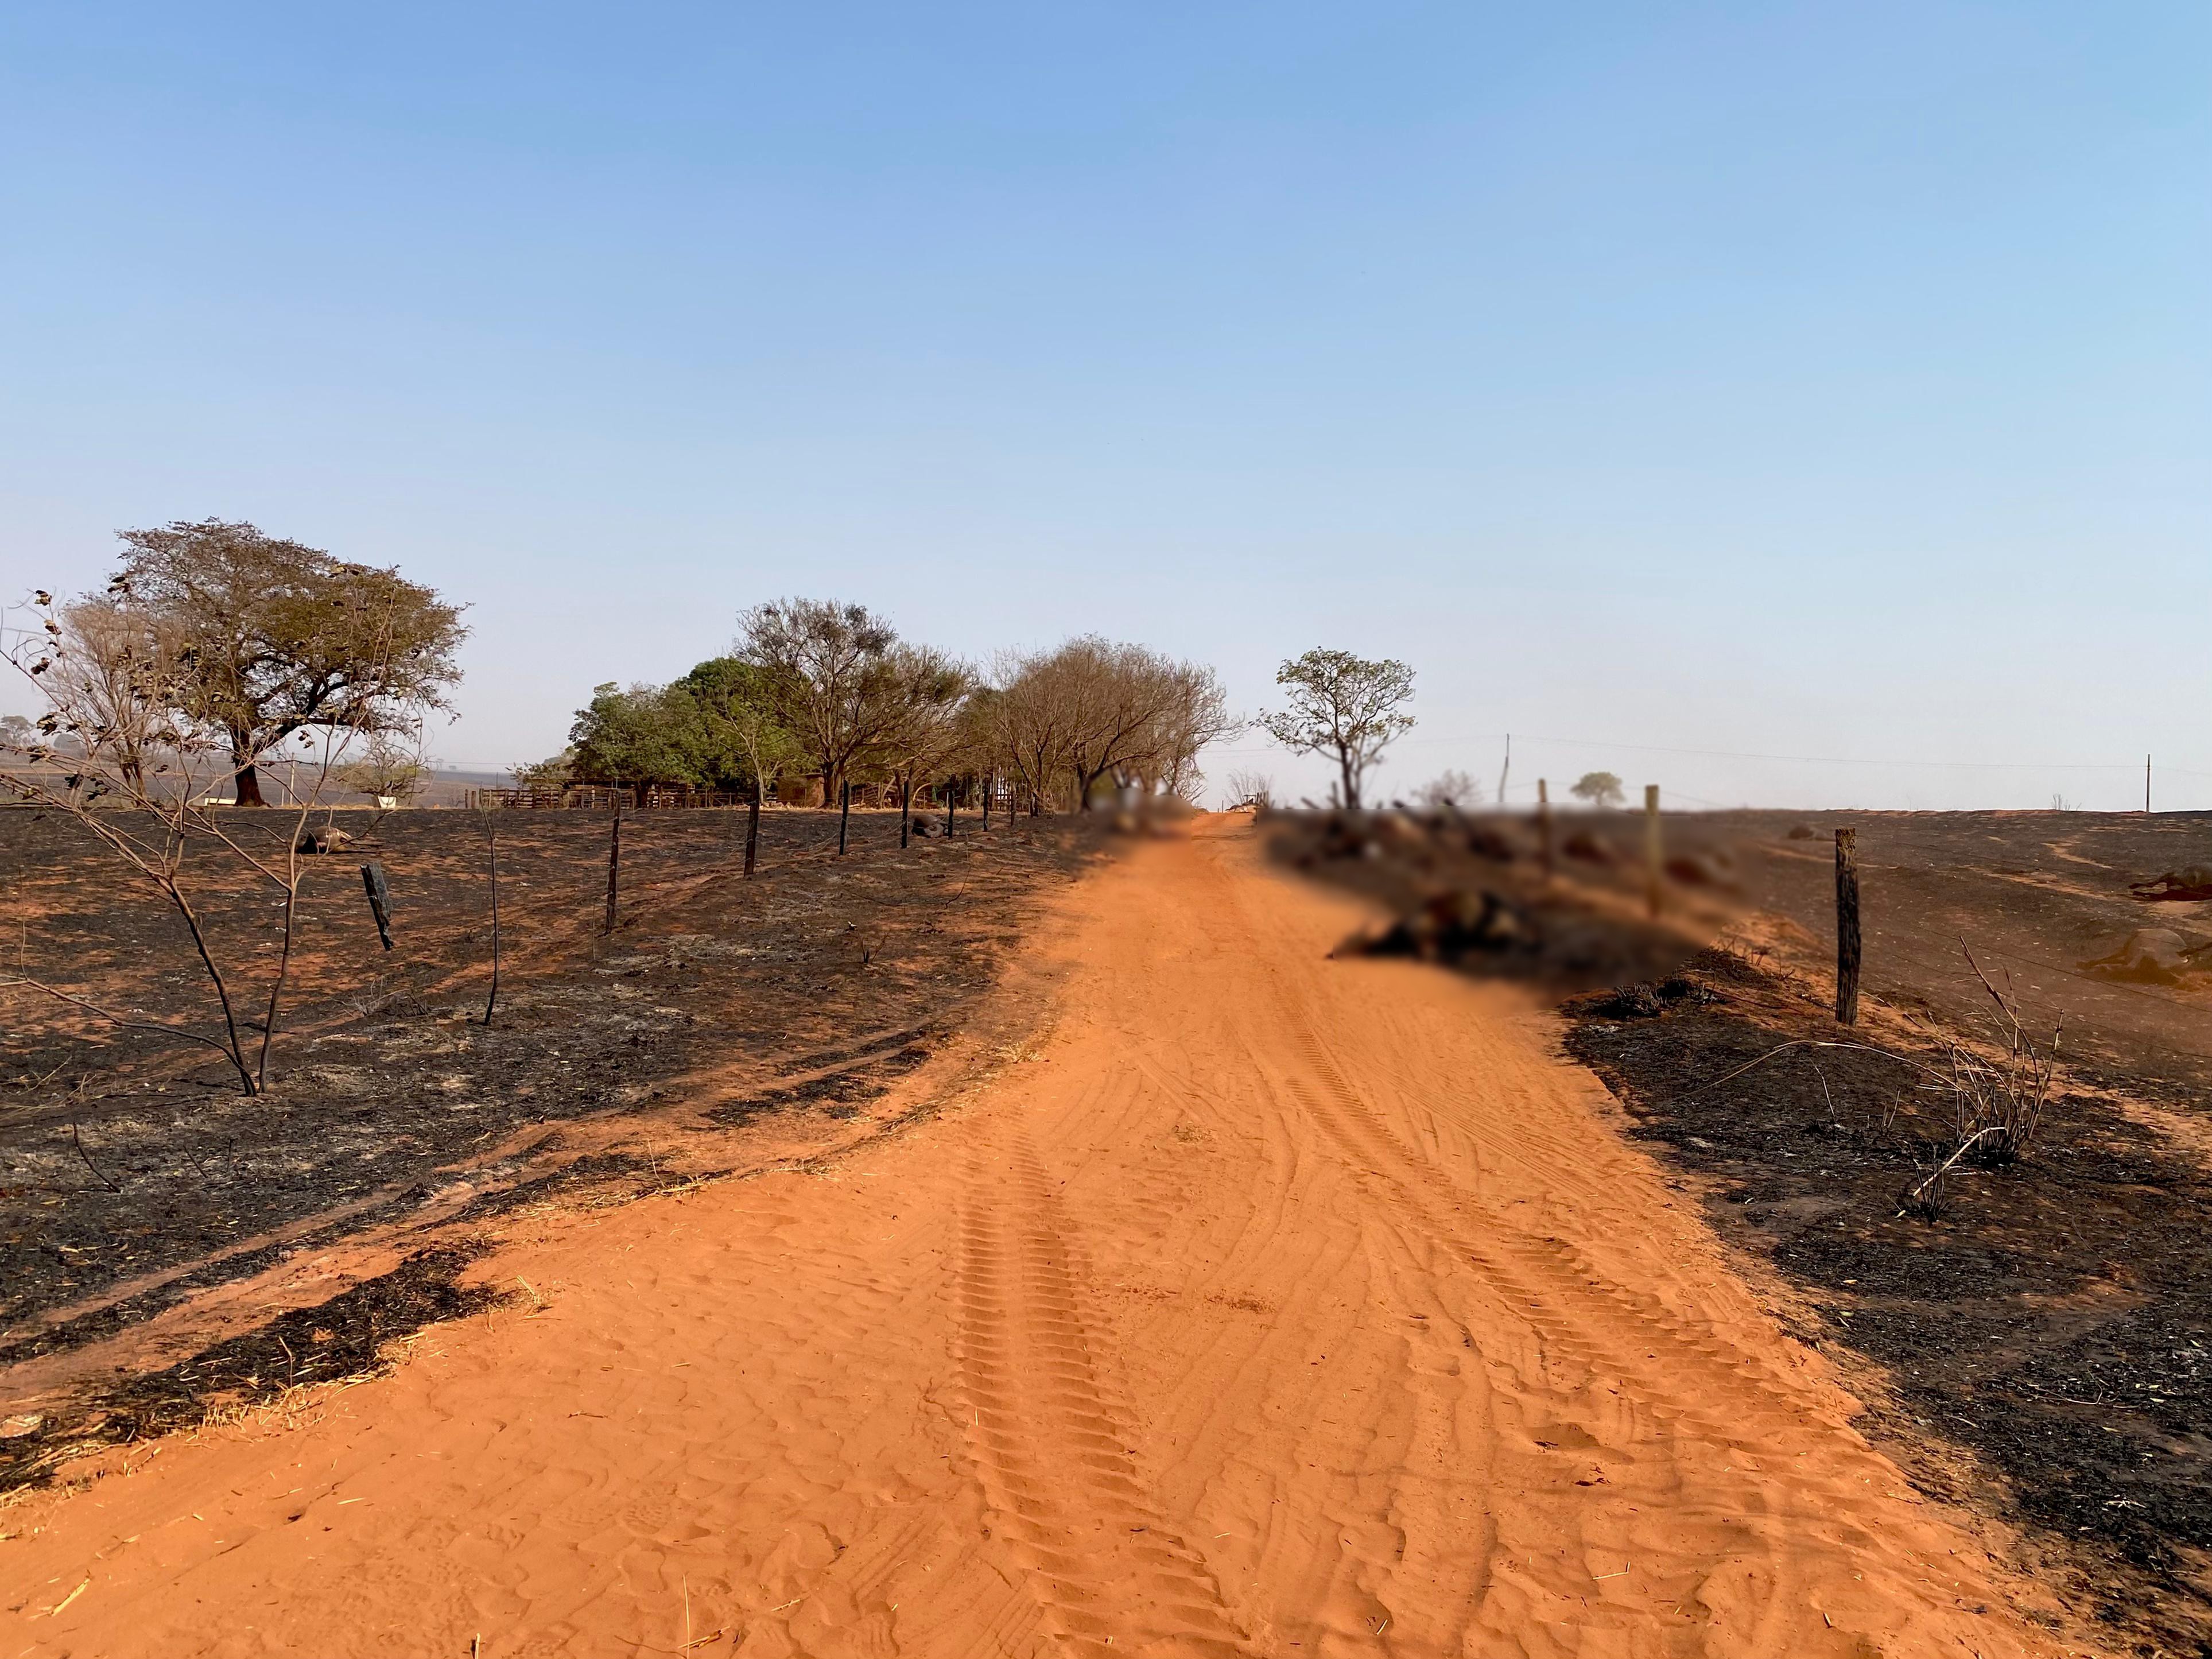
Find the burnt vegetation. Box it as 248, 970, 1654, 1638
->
1278, 804, 2212, 1655
0, 807, 1100, 1491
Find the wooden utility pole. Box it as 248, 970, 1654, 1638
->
1643, 785, 1662, 918
2146, 753, 2152, 813
603, 804, 622, 934
743, 780, 761, 878
1835, 826, 1861, 1025
838, 780, 851, 855
1497, 734, 1511, 806
1535, 778, 1553, 881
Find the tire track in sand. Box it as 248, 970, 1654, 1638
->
956, 1127, 1251, 1658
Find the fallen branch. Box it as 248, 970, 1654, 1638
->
70, 1118, 121, 1192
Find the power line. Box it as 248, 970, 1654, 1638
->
1207, 731, 2211, 780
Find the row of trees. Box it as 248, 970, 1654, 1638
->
543, 600, 1239, 815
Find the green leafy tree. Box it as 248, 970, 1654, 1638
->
1257, 648, 1415, 811
569, 682, 697, 792
673, 656, 800, 796
111, 518, 466, 805
1570, 770, 1625, 809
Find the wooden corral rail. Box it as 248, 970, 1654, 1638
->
465, 785, 759, 811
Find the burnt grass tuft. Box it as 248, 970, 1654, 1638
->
1566, 952, 2212, 1656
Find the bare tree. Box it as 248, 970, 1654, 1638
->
977, 639, 1235, 813
738, 598, 902, 806
333, 732, 429, 807
1257, 648, 1415, 811
1224, 769, 1275, 810
49, 598, 187, 794
982, 647, 1077, 816
2, 592, 367, 1094
876, 646, 971, 844
1057, 638, 1185, 811
1417, 769, 1480, 810
1144, 661, 1237, 803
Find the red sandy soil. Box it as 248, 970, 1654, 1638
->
0, 819, 2091, 1656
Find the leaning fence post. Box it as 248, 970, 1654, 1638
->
603, 803, 622, 935
360, 862, 394, 951
1643, 785, 1662, 918
1835, 826, 1861, 1025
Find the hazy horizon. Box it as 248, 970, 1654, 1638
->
5, 4, 2205, 812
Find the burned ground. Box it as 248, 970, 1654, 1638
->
1279, 807, 2212, 1657
1, 805, 1098, 1488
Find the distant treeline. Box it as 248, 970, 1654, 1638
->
531, 599, 1236, 813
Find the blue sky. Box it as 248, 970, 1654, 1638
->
3, 2, 2205, 808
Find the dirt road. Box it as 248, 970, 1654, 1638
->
1, 820, 2073, 1656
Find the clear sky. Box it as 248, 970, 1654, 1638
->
3, 3, 2205, 810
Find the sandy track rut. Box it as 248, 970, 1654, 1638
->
957, 1129, 1251, 1656
0, 820, 2079, 1658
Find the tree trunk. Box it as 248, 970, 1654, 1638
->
1338, 751, 1359, 811
232, 749, 266, 807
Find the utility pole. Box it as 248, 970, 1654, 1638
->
2147, 753, 2153, 813
1497, 734, 1511, 805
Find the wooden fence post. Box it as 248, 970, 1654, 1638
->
945, 782, 956, 839
603, 804, 622, 935
482, 816, 501, 1026
839, 780, 851, 855
1536, 778, 1553, 881
1643, 785, 1662, 918
1835, 826, 1861, 1025
981, 772, 992, 831
743, 781, 761, 878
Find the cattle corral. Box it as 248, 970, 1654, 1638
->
0, 805, 1102, 1489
